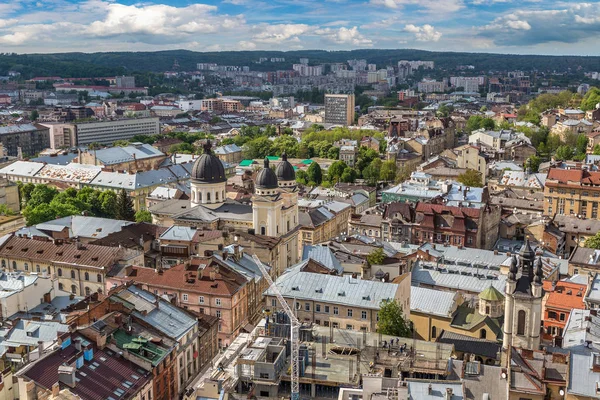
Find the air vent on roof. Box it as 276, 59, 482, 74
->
292, 286, 300, 291
362, 295, 371, 301
338, 291, 345, 297
315, 288, 322, 293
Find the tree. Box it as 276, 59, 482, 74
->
576, 134, 588, 155
526, 155, 542, 173
113, 140, 130, 147
295, 170, 308, 185
366, 248, 385, 265
585, 232, 600, 249
377, 299, 411, 337
0, 204, 14, 216
306, 162, 323, 185
340, 167, 358, 183
380, 160, 397, 182
481, 118, 496, 130
272, 135, 299, 158
363, 158, 382, 186
28, 185, 59, 208
244, 137, 273, 159
555, 145, 574, 160
19, 182, 35, 206
115, 189, 135, 221
457, 169, 483, 187
134, 209, 153, 223
593, 144, 600, 155
30, 110, 39, 121
581, 87, 600, 111
328, 160, 347, 183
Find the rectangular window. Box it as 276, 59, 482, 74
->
362, 311, 367, 320
182, 294, 188, 302
325, 306, 330, 314
305, 303, 310, 311
215, 298, 221, 306
346, 325, 353, 330
547, 311, 557, 319
333, 307, 339, 315
332, 322, 339, 328
271, 299, 277, 307
316, 304, 321, 313
216, 310, 221, 319
559, 313, 566, 321
199, 296, 204, 304
347, 309, 353, 317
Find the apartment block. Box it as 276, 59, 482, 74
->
324, 94, 355, 126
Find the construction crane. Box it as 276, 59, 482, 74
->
252, 254, 300, 400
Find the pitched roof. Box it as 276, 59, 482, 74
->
479, 285, 504, 301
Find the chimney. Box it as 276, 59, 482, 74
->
428, 384, 433, 395
58, 366, 76, 388
197, 265, 205, 280
445, 388, 453, 400
38, 340, 44, 356
74, 339, 82, 352
209, 269, 216, 281
52, 383, 60, 397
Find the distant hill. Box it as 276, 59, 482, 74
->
2, 49, 600, 78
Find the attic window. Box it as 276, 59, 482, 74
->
292, 286, 300, 291
56, 251, 63, 256
92, 257, 98, 261
21, 248, 28, 252
362, 295, 371, 301
567, 290, 572, 295
338, 291, 345, 297
315, 288, 322, 293
74, 254, 81, 259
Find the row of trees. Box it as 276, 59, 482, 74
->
19, 184, 151, 226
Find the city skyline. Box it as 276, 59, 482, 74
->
0, 0, 598, 55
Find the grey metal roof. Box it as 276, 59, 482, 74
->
264, 266, 399, 310
3, 320, 69, 347
410, 286, 457, 317
407, 380, 464, 400
412, 263, 507, 294
114, 286, 196, 340
31, 153, 78, 165
0, 124, 40, 134
562, 309, 600, 398
302, 245, 343, 273
93, 143, 164, 165
0, 160, 45, 177
159, 225, 197, 242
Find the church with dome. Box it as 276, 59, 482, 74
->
150, 142, 300, 267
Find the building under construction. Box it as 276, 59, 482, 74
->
184, 316, 455, 400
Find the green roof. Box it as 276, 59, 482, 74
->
113, 329, 169, 366
450, 305, 503, 340
301, 159, 314, 165
239, 159, 255, 167
267, 156, 280, 161
479, 286, 504, 302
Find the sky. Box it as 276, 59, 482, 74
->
0, 0, 599, 55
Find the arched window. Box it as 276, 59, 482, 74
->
222, 190, 225, 200
12, 261, 16, 270
261, 226, 266, 235
85, 287, 91, 296
24, 263, 28, 271
36, 265, 40, 272
480, 329, 487, 339
1, 260, 5, 268
215, 191, 219, 201
84, 272, 89, 281
517, 310, 526, 335
71, 285, 77, 294
192, 191, 195, 202
58, 283, 63, 290
71, 270, 76, 279
431, 326, 437, 339
97, 274, 102, 283
207, 192, 211, 202
57, 268, 62, 277
198, 192, 202, 202
287, 220, 290, 232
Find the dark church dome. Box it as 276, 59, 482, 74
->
276, 152, 296, 181
191, 141, 226, 183
256, 158, 278, 189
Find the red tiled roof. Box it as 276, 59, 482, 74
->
125, 262, 245, 297
415, 203, 481, 218
0, 235, 124, 270
542, 280, 586, 311
546, 168, 600, 185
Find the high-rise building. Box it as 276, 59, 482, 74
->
115, 75, 135, 89
324, 94, 355, 126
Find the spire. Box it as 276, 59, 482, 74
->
281, 152, 287, 162
508, 254, 518, 281
533, 256, 543, 284
203, 140, 212, 155
263, 157, 270, 168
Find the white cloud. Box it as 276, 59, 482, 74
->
315, 26, 373, 46
252, 24, 310, 43
238, 40, 257, 50
370, 0, 463, 13
505, 20, 531, 30
404, 24, 442, 41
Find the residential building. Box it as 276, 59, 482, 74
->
0, 271, 57, 319
339, 145, 357, 166
214, 144, 242, 164
200, 98, 243, 112
561, 309, 600, 399
0, 177, 20, 213
264, 266, 410, 332
298, 201, 352, 246
541, 279, 586, 342
76, 142, 167, 172
551, 119, 594, 141
454, 144, 487, 182
0, 234, 143, 296
74, 117, 160, 146
324, 94, 355, 126
0, 124, 50, 157
16, 331, 154, 400
412, 203, 501, 250
543, 168, 600, 219
417, 79, 447, 93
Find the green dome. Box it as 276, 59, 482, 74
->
479, 286, 504, 302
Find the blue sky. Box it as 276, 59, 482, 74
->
0, 0, 599, 55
